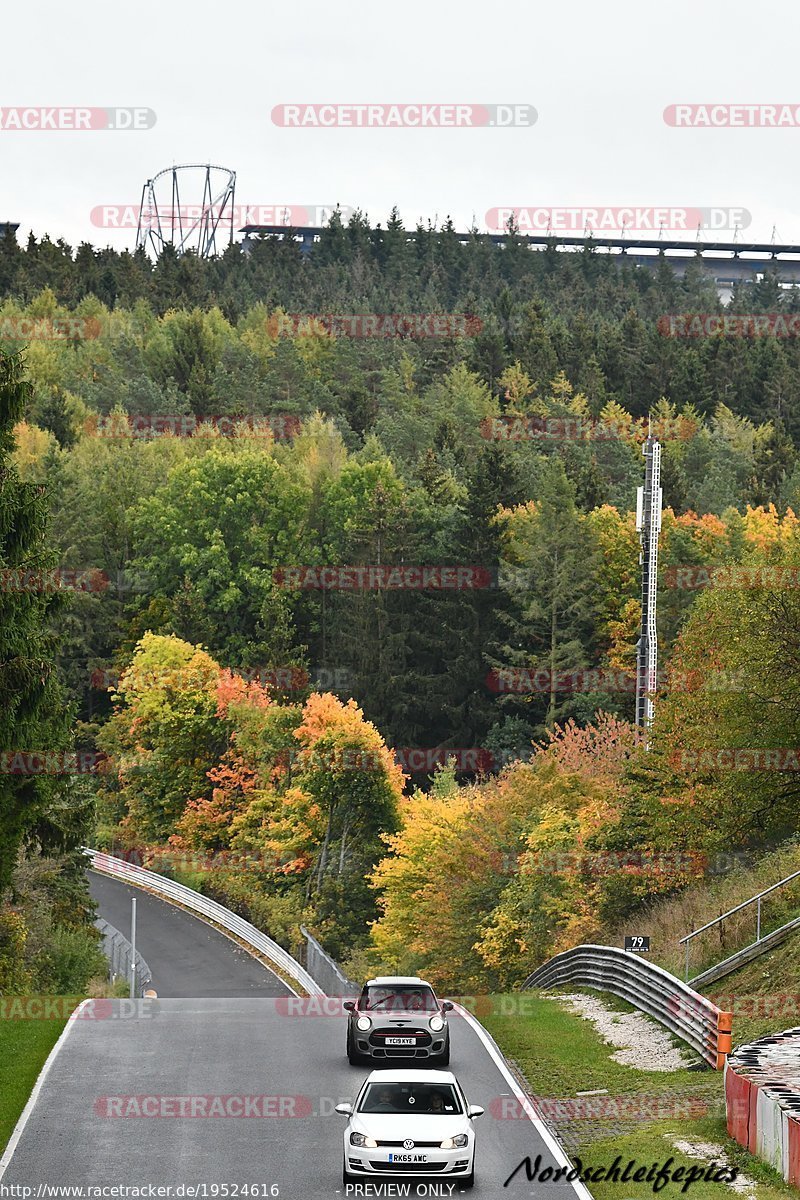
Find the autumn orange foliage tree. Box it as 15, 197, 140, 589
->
371, 715, 639, 990
98, 635, 404, 954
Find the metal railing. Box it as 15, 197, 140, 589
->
522, 944, 732, 1069
84, 847, 323, 996
95, 917, 153, 997
679, 867, 800, 981
300, 925, 357, 995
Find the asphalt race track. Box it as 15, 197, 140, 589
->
0, 876, 585, 1199
88, 872, 292, 998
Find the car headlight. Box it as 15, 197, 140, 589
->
356, 1016, 371, 1031
350, 1132, 378, 1148
429, 1015, 445, 1032
440, 1134, 469, 1149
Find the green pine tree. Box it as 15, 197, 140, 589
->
0, 351, 72, 893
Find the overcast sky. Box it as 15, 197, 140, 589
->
3, 0, 800, 251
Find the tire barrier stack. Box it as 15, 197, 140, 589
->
523, 944, 733, 1069
726, 1031, 800, 1184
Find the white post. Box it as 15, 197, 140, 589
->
129, 897, 137, 999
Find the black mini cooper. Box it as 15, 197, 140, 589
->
344, 975, 454, 1066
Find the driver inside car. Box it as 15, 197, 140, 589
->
370, 1088, 396, 1113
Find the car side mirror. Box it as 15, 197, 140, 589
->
343, 1001, 355, 1011
467, 1105, 485, 1119
442, 1001, 454, 1011
335, 1102, 353, 1116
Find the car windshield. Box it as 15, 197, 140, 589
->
359, 1083, 462, 1115
360, 985, 438, 1012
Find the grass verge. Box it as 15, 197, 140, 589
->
479, 989, 793, 1200
0, 1016, 67, 1154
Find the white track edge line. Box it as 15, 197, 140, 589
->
453, 1002, 594, 1199
0, 998, 92, 1179
89, 867, 301, 998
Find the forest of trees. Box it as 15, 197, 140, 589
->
4, 212, 800, 989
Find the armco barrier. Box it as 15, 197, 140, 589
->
300, 925, 357, 995
523, 944, 732, 1069
95, 917, 152, 996
725, 1029, 800, 1184
84, 848, 322, 996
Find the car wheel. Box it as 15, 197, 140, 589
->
346, 1025, 361, 1065
342, 1163, 356, 1186
434, 1044, 450, 1066
461, 1168, 474, 1189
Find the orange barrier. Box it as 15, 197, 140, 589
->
716, 1009, 733, 1069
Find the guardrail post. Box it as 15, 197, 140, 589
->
129, 896, 137, 999
757, 895, 762, 942
716, 1009, 733, 1070
685, 939, 690, 982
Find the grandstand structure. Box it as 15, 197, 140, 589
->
240, 224, 800, 294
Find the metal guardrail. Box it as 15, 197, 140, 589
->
679, 867, 800, 981
300, 925, 357, 995
523, 944, 732, 1069
95, 917, 153, 997
689, 913, 800, 989
84, 848, 323, 996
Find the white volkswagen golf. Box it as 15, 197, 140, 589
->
336, 1068, 483, 1188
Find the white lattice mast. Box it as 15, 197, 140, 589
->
635, 433, 662, 733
